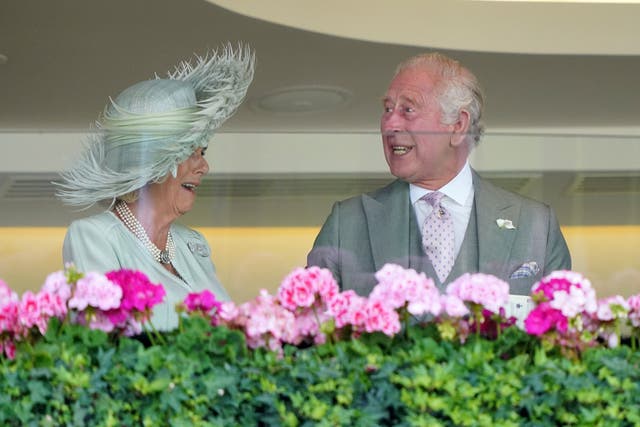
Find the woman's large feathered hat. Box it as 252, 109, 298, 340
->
57, 43, 255, 208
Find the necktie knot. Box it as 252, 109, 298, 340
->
423, 191, 444, 208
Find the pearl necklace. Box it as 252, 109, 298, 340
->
115, 201, 176, 265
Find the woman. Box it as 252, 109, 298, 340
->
57, 44, 255, 330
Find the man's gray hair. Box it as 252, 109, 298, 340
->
395, 53, 485, 148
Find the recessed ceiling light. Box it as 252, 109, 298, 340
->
251, 85, 351, 114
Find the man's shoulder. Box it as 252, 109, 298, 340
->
336, 179, 407, 207
474, 173, 550, 210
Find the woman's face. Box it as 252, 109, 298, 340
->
146, 147, 209, 218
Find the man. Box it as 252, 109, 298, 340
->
307, 52, 571, 296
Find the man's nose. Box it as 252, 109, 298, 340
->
381, 110, 402, 134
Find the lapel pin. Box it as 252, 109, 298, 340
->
496, 218, 516, 230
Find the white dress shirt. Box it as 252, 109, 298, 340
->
410, 162, 475, 258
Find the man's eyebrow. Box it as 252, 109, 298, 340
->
381, 94, 416, 104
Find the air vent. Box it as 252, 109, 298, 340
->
569, 173, 640, 194
483, 174, 538, 195
2, 175, 58, 200
197, 176, 393, 197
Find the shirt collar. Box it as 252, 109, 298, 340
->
409, 161, 473, 206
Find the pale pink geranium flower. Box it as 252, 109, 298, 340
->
294, 309, 330, 345
68, 272, 122, 312
41, 270, 72, 303
218, 301, 240, 323
371, 264, 441, 317
235, 290, 298, 351
593, 295, 630, 348
595, 295, 630, 322
446, 273, 510, 314
440, 294, 470, 318
628, 294, 640, 327
0, 279, 18, 305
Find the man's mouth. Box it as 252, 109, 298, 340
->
391, 145, 413, 155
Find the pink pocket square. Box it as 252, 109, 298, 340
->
510, 261, 540, 279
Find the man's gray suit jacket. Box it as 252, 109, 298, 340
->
307, 171, 571, 296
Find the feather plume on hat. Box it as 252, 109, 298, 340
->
56, 43, 255, 208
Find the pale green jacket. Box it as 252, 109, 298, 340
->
63, 211, 229, 330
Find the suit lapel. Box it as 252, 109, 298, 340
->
473, 172, 521, 277
362, 180, 411, 271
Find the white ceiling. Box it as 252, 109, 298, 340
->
1, 0, 639, 228
2, 0, 640, 133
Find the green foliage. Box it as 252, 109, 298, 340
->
2, 319, 640, 426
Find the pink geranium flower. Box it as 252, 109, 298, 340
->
363, 299, 401, 337
184, 290, 222, 314
327, 290, 367, 329
277, 266, 339, 311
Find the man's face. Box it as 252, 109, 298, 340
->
380, 67, 459, 189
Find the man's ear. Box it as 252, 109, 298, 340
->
450, 109, 471, 147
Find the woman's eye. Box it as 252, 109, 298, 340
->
404, 107, 414, 113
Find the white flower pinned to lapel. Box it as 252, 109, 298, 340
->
496, 218, 516, 230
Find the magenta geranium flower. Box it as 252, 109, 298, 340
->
106, 269, 165, 313
184, 289, 222, 314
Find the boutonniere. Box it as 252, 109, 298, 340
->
496, 218, 516, 230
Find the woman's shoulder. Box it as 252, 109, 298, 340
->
171, 223, 204, 239
68, 211, 120, 234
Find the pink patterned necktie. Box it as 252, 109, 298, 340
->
422, 191, 455, 282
